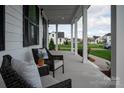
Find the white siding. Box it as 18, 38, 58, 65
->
0, 6, 43, 67
116, 6, 124, 87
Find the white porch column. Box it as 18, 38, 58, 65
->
82, 7, 88, 63
47, 24, 49, 49
56, 24, 58, 51
74, 21, 78, 54
111, 5, 116, 87
71, 24, 74, 52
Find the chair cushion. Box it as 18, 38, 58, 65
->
0, 66, 32, 88
11, 58, 42, 88
54, 60, 63, 69
41, 75, 59, 88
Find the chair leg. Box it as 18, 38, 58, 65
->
53, 71, 55, 78
62, 65, 64, 74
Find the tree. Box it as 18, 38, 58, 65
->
49, 38, 55, 50
64, 40, 69, 45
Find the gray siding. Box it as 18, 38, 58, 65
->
0, 5, 43, 67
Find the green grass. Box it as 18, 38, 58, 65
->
89, 49, 111, 61
58, 43, 111, 61
88, 44, 104, 49
58, 44, 71, 51
58, 43, 104, 51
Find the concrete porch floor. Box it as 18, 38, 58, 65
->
50, 51, 111, 88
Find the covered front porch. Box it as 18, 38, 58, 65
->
41, 5, 89, 63
41, 5, 112, 87
49, 51, 111, 88
0, 5, 117, 88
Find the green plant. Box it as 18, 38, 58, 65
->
88, 47, 91, 54
38, 52, 44, 59
64, 40, 69, 45
106, 62, 111, 69
49, 38, 55, 50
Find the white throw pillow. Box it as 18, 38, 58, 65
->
11, 58, 42, 88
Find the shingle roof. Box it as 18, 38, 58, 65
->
49, 32, 64, 38
104, 33, 111, 36
58, 32, 64, 38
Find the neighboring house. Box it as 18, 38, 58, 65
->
88, 36, 104, 44
88, 37, 95, 44
65, 38, 71, 42
94, 36, 104, 44
103, 33, 111, 48
49, 32, 65, 45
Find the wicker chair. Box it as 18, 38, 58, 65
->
0, 55, 72, 88
32, 48, 64, 77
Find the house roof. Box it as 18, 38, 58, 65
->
58, 32, 64, 38
49, 32, 64, 38
93, 36, 100, 39
104, 33, 111, 36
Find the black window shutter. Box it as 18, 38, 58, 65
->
23, 5, 39, 47
0, 5, 5, 51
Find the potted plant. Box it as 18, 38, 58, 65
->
38, 52, 45, 66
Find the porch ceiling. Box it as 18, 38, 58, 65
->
39, 5, 80, 24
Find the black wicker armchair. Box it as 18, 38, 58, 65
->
38, 65, 72, 88
0, 55, 72, 88
32, 48, 64, 77
48, 79, 72, 88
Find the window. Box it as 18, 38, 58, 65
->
23, 5, 39, 47
52, 34, 54, 37
0, 5, 5, 51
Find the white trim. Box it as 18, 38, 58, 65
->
71, 24, 73, 52
74, 21, 78, 54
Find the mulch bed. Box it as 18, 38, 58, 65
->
88, 56, 95, 62
101, 70, 111, 78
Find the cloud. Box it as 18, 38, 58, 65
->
88, 6, 110, 29
88, 29, 110, 37
77, 6, 110, 38
87, 5, 111, 37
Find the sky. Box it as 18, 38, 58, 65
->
48, 5, 111, 39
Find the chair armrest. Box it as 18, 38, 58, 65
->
38, 65, 49, 77
52, 55, 64, 60
47, 79, 72, 88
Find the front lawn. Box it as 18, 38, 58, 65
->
58, 43, 111, 61
88, 44, 104, 49
89, 49, 111, 61
58, 44, 71, 51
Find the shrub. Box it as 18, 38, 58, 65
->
64, 40, 69, 45
78, 47, 91, 57
78, 48, 83, 57
49, 38, 55, 50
